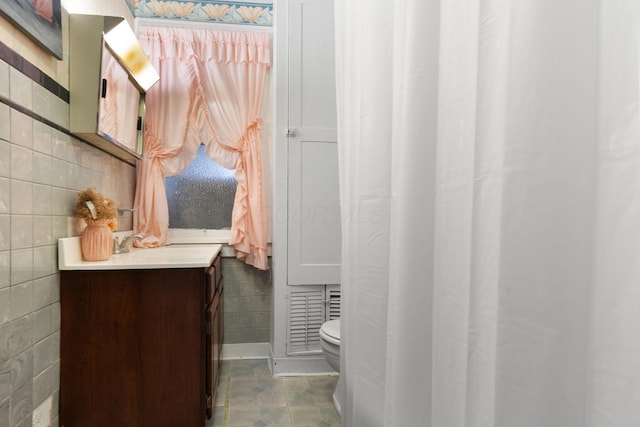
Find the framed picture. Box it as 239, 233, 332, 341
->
0, 0, 62, 59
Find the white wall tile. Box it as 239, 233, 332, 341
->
33, 306, 52, 343
33, 246, 56, 280
50, 158, 67, 188
32, 85, 52, 124
0, 140, 9, 178
32, 122, 52, 155
66, 163, 80, 191
32, 361, 58, 410
11, 348, 33, 391
10, 110, 33, 149
11, 180, 33, 215
33, 277, 54, 312
10, 379, 33, 425
0, 398, 11, 426
11, 144, 33, 181
51, 130, 68, 160
0, 104, 9, 143
9, 68, 32, 111
0, 215, 9, 251
89, 170, 102, 189
33, 186, 52, 216
51, 96, 69, 129
50, 217, 67, 242
91, 151, 103, 172
0, 179, 9, 213
49, 188, 67, 217
10, 249, 33, 285
67, 140, 81, 165
11, 216, 34, 250
33, 153, 52, 186
9, 293, 33, 332
0, 322, 7, 359
80, 145, 95, 168
33, 216, 52, 246
33, 333, 58, 376
0, 364, 8, 409
51, 301, 59, 329
79, 167, 91, 189
0, 288, 9, 325
64, 189, 76, 216
0, 252, 9, 289
8, 318, 32, 364
33, 395, 53, 427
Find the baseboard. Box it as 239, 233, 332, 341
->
221, 344, 337, 376
221, 343, 271, 360
270, 354, 335, 376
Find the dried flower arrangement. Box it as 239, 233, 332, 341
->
75, 188, 118, 231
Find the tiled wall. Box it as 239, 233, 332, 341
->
0, 6, 135, 427
0, 3, 136, 425
0, 53, 136, 427
223, 258, 271, 344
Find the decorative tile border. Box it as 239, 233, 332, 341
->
0, 41, 69, 102
125, 1, 273, 26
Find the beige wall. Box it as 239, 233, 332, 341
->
0, 2, 137, 426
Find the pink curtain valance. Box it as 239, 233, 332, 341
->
138, 27, 271, 65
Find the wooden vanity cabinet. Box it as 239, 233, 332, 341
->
60, 255, 223, 427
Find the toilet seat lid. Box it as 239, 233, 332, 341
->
320, 319, 341, 341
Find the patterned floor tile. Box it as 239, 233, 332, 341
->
288, 406, 341, 426
228, 406, 292, 426
207, 359, 341, 427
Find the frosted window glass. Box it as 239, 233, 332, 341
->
165, 144, 237, 229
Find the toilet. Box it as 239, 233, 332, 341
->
319, 319, 345, 415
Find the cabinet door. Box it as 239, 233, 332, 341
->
205, 263, 214, 420
217, 283, 224, 361
60, 269, 206, 427
205, 260, 222, 419
209, 290, 220, 416
287, 0, 341, 285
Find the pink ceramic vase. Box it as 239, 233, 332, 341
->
81, 218, 114, 261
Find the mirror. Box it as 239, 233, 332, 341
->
98, 43, 143, 156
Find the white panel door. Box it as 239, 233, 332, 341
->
287, 0, 341, 285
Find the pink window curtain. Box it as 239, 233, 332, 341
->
134, 26, 271, 270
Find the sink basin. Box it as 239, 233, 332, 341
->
58, 236, 222, 270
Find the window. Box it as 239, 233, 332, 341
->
165, 144, 237, 229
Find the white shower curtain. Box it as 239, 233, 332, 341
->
335, 0, 640, 426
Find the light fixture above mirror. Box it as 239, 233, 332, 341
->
102, 18, 159, 92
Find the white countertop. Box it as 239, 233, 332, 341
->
58, 236, 222, 270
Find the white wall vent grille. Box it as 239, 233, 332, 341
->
287, 289, 324, 355
327, 286, 341, 320
286, 286, 341, 356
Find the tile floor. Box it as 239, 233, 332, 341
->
207, 359, 341, 427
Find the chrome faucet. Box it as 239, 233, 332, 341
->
113, 233, 144, 254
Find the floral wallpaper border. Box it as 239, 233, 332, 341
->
126, 0, 273, 26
